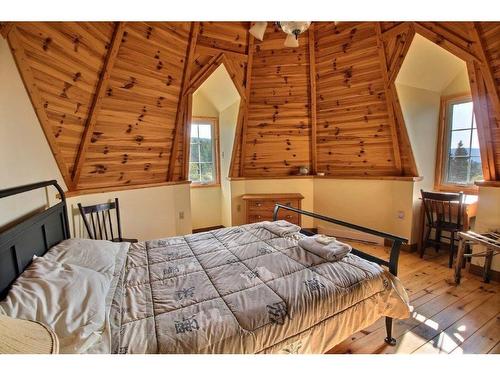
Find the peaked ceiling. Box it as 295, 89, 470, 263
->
0, 21, 498, 193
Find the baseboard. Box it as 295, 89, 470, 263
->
468, 263, 500, 282
192, 225, 224, 233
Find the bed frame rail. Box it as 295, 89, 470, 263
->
0, 180, 69, 299
273, 203, 407, 346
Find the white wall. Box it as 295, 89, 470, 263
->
0, 37, 66, 230
67, 184, 192, 241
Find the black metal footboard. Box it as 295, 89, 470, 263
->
273, 203, 407, 346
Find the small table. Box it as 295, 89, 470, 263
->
417, 194, 478, 254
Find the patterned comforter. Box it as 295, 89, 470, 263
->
108, 223, 410, 354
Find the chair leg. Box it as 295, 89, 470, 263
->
384, 317, 396, 346
420, 226, 431, 258
435, 228, 442, 252
449, 232, 455, 268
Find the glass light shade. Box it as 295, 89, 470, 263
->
284, 33, 299, 48
249, 21, 267, 41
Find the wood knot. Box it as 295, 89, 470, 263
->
90, 132, 103, 143
122, 77, 136, 90
135, 135, 144, 144
42, 37, 52, 51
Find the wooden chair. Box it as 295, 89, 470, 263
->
77, 198, 137, 243
420, 190, 464, 268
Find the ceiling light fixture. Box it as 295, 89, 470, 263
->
249, 21, 312, 47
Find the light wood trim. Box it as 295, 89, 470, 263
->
167, 22, 200, 181
381, 22, 411, 40
242, 193, 304, 200
188, 116, 221, 186
7, 27, 73, 188
239, 34, 255, 177
229, 175, 423, 182
308, 25, 318, 174
228, 99, 247, 178
63, 180, 190, 198
412, 22, 483, 65
475, 180, 500, 187
182, 92, 194, 180
434, 93, 481, 194
375, 22, 403, 174
195, 44, 248, 62
186, 53, 224, 94
388, 23, 415, 85
71, 22, 126, 189
468, 61, 497, 181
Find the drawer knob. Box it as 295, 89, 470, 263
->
255, 202, 262, 207
286, 215, 292, 219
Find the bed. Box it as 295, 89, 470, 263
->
0, 181, 410, 354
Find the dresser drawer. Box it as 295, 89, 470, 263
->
242, 193, 304, 226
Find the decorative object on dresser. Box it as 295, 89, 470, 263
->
242, 193, 304, 225
0, 314, 59, 354
77, 198, 138, 243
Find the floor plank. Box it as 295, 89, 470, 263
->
327, 242, 500, 354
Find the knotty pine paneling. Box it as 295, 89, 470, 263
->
243, 24, 311, 176
78, 22, 191, 189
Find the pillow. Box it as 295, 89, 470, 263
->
0, 257, 111, 354
44, 238, 129, 276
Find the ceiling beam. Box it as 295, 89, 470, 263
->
468, 61, 497, 181
412, 22, 483, 65
308, 24, 318, 175
469, 22, 500, 123
7, 26, 73, 188
375, 22, 403, 174
167, 22, 200, 181
71, 22, 126, 188
239, 34, 255, 177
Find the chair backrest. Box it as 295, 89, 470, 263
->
420, 190, 464, 229
77, 198, 123, 241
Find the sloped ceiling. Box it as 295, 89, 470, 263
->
195, 64, 240, 112
1, 21, 499, 193
396, 34, 466, 93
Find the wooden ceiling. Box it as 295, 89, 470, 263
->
1, 21, 498, 193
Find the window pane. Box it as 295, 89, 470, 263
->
451, 102, 473, 130
198, 124, 212, 139
189, 163, 200, 182
447, 157, 470, 184
449, 130, 472, 157
199, 138, 213, 162
471, 129, 480, 152
190, 124, 198, 139
200, 163, 214, 183
190, 143, 199, 162
470, 156, 483, 182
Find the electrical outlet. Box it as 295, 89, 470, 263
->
179, 211, 184, 220
397, 210, 405, 219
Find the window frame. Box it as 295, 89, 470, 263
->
435, 93, 480, 194
187, 116, 221, 188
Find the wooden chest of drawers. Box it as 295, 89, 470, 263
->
241, 193, 304, 226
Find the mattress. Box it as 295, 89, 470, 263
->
107, 222, 410, 354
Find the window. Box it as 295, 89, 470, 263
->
436, 95, 483, 192
188, 117, 219, 186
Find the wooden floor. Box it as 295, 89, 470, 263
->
327, 241, 500, 354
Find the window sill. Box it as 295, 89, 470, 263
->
190, 183, 221, 189
434, 183, 479, 195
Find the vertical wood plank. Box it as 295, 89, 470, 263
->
167, 22, 200, 181
308, 25, 318, 174
239, 34, 255, 177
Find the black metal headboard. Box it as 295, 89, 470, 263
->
0, 180, 69, 299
